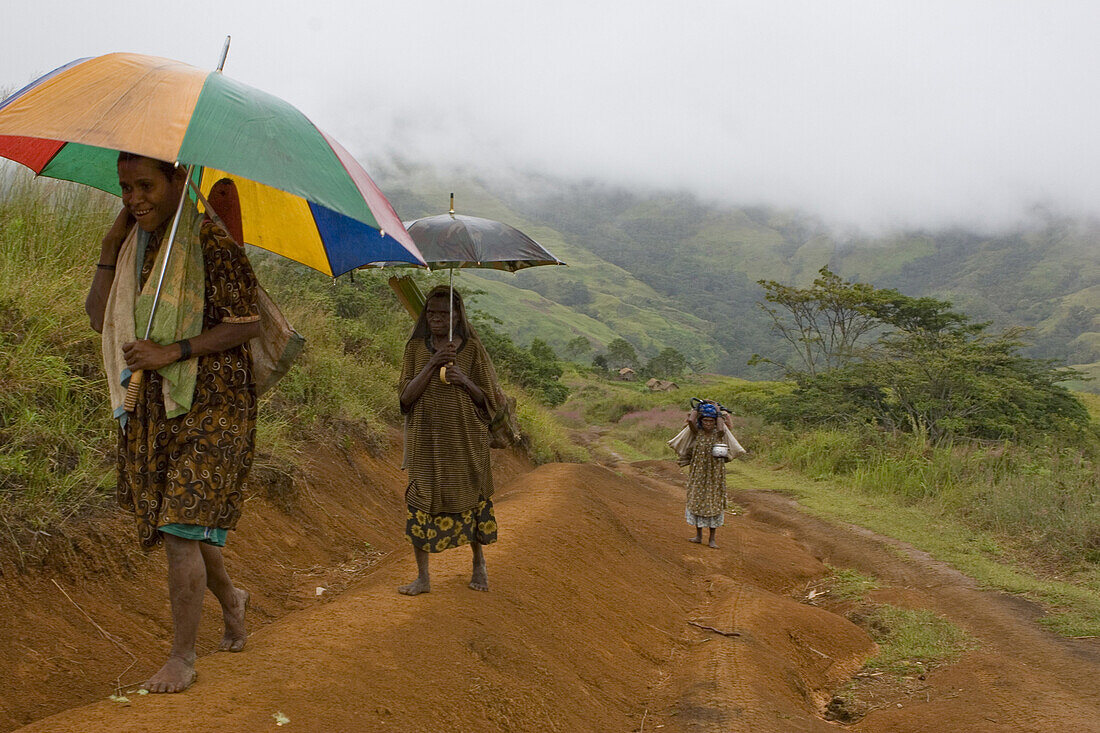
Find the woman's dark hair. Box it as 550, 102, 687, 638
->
117, 151, 179, 180
410, 286, 468, 343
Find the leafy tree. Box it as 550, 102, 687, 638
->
756, 267, 887, 377
555, 280, 593, 307
472, 321, 569, 406
761, 275, 1090, 442
862, 327, 1088, 441
528, 338, 561, 370
592, 354, 609, 371
563, 335, 592, 361
644, 347, 689, 380
606, 338, 639, 370
756, 266, 983, 378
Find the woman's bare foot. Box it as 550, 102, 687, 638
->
688, 536, 702, 544
218, 588, 249, 652
469, 562, 489, 592
708, 540, 719, 549
142, 654, 196, 693
398, 578, 431, 596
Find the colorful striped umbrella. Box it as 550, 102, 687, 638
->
0, 51, 424, 275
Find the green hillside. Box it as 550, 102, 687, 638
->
481, 176, 1099, 387
378, 168, 730, 369
372, 165, 1100, 390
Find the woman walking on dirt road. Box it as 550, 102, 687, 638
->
85, 153, 260, 694
683, 401, 735, 548
397, 286, 503, 595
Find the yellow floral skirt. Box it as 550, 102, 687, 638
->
405, 499, 498, 553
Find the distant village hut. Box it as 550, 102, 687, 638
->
646, 378, 679, 392
617, 367, 637, 381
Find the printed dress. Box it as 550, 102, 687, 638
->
685, 428, 727, 528
116, 219, 259, 548
399, 336, 499, 552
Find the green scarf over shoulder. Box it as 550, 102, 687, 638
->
132, 200, 205, 418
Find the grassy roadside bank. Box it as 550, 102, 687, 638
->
730, 461, 1100, 636
0, 171, 580, 556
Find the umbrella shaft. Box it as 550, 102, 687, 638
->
142, 164, 194, 340
218, 36, 232, 72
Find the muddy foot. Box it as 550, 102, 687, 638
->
469, 562, 489, 592
398, 578, 431, 596
688, 536, 702, 544
708, 540, 720, 549
142, 655, 196, 694
218, 588, 249, 652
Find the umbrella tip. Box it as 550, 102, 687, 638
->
217, 36, 232, 72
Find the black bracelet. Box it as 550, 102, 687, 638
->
177, 339, 192, 362
96, 263, 116, 270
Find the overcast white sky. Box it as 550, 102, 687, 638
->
2, 0, 1098, 230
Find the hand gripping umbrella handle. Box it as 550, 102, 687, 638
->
124, 370, 144, 412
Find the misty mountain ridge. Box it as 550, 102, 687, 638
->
373, 162, 1100, 391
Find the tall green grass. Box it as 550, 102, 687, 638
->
559, 372, 783, 462
0, 172, 118, 539
760, 427, 1100, 568
0, 169, 574, 548
253, 259, 410, 455
515, 393, 590, 464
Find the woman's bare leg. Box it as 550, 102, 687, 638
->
469, 542, 489, 592
399, 547, 431, 595
199, 543, 248, 652
689, 526, 703, 543
143, 534, 203, 693
708, 527, 719, 549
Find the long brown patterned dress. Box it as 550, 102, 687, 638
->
116, 219, 260, 548
685, 428, 726, 528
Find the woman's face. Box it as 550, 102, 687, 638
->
700, 416, 717, 432
425, 296, 456, 338
117, 157, 185, 232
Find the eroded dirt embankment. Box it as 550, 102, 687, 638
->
0, 431, 529, 732
5, 447, 1100, 732
5, 442, 880, 732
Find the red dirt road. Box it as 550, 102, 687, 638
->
6, 456, 1100, 732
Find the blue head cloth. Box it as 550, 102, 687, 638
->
697, 402, 720, 419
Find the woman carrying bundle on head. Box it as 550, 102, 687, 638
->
397, 285, 504, 595
681, 401, 741, 548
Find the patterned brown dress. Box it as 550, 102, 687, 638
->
685, 428, 726, 528
116, 219, 260, 548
